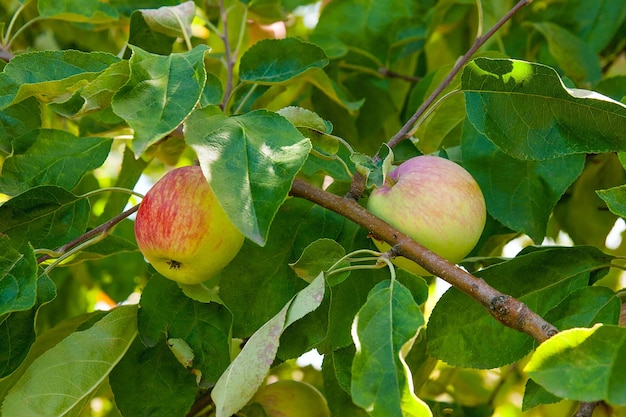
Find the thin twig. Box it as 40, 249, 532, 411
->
387, 0, 532, 149
36, 205, 139, 264
217, 0, 234, 110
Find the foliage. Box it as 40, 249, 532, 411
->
0, 0, 625, 416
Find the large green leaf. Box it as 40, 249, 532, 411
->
49, 60, 130, 118
137, 275, 232, 385
2, 305, 138, 417
239, 37, 328, 83
0, 186, 90, 252
212, 273, 325, 417
0, 274, 56, 379
0, 97, 41, 156
351, 279, 430, 417
219, 198, 343, 337
0, 129, 112, 195
0, 50, 120, 110
0, 236, 37, 316
38, 0, 119, 23
462, 58, 626, 160
525, 324, 626, 406
112, 45, 209, 156
109, 339, 197, 417
427, 246, 614, 369
186, 108, 312, 245
461, 120, 585, 243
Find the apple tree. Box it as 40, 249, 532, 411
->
1, 0, 626, 416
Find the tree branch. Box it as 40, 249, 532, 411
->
387, 0, 532, 148
289, 178, 557, 343
36, 205, 139, 264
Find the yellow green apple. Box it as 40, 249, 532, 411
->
367, 155, 486, 276
134, 165, 244, 285
250, 380, 330, 417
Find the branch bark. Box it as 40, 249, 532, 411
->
289, 177, 558, 343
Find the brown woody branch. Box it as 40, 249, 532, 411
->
289, 177, 558, 343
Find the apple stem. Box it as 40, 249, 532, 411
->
289, 177, 558, 344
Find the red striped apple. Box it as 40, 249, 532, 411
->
367, 155, 486, 276
250, 380, 330, 417
134, 165, 244, 285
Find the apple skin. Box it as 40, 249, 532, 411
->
250, 380, 330, 417
367, 155, 486, 276
134, 165, 244, 285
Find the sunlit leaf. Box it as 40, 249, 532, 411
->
112, 45, 209, 156
427, 246, 614, 369
186, 108, 312, 245
3, 305, 138, 417
526, 324, 626, 406
0, 50, 120, 110
351, 280, 429, 417
212, 274, 325, 417
462, 58, 626, 160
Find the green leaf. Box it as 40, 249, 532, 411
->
50, 60, 130, 118
0, 50, 120, 110
38, 0, 119, 23
554, 153, 623, 247
139, 1, 195, 39
351, 280, 430, 417
109, 339, 197, 417
0, 97, 41, 156
0, 186, 90, 252
528, 22, 602, 85
522, 379, 562, 411
597, 184, 626, 217
212, 273, 325, 417
0, 237, 37, 316
289, 238, 347, 283
126, 9, 176, 56
461, 120, 585, 243
351, 144, 394, 188
112, 45, 209, 156
277, 106, 340, 155
186, 108, 312, 245
137, 275, 232, 385
521, 286, 621, 410
239, 37, 328, 83
525, 324, 626, 406
0, 274, 56, 379
545, 286, 621, 330
219, 198, 343, 337
2, 305, 138, 417
462, 58, 626, 160
0, 129, 112, 195
427, 246, 614, 369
